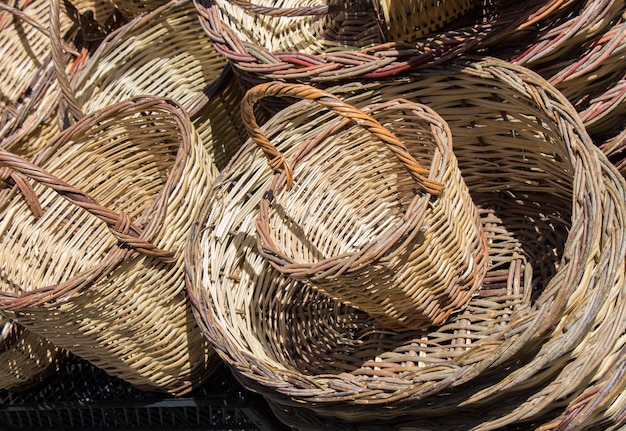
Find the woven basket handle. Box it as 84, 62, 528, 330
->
241, 82, 444, 195
49, 0, 85, 126
0, 148, 176, 263
228, 0, 345, 16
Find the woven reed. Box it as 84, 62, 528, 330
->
240, 83, 488, 331
0, 317, 67, 391
194, 0, 572, 88
268, 154, 626, 431
186, 58, 624, 427
374, 0, 478, 43
0, 0, 117, 141
0, 96, 219, 396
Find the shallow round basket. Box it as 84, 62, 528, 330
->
241, 83, 489, 331
194, 0, 573, 90
0, 96, 220, 396
267, 154, 626, 431
185, 58, 621, 425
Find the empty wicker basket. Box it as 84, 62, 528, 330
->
241, 82, 488, 331
0, 96, 219, 396
186, 58, 624, 428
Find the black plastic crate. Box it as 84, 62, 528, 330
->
0, 356, 288, 431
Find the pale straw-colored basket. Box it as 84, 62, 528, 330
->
374, 0, 479, 43
186, 58, 623, 427
241, 82, 488, 331
194, 0, 573, 89
0, 96, 219, 396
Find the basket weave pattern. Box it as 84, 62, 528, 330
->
0, 96, 219, 395
242, 83, 488, 331
186, 59, 623, 427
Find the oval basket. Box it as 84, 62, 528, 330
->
0, 95, 220, 396
185, 58, 623, 426
242, 83, 488, 331
193, 0, 573, 89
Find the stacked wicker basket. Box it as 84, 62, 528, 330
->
0, 1, 624, 430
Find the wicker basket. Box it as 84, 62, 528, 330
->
194, 0, 571, 89
0, 0, 119, 141
186, 58, 623, 426
51, 0, 250, 171
374, 0, 479, 43
240, 82, 488, 331
0, 96, 219, 396
269, 154, 626, 431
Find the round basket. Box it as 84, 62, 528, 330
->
267, 155, 626, 431
241, 83, 488, 331
0, 95, 219, 396
194, 0, 573, 89
185, 58, 621, 425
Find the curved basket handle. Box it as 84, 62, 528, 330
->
49, 0, 85, 126
228, 0, 345, 16
240, 82, 444, 195
0, 148, 176, 263
0, 3, 80, 56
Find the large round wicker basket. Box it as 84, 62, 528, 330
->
186, 58, 625, 428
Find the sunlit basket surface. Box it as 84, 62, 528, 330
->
241, 82, 489, 331
0, 96, 219, 396
186, 58, 624, 428
63, 0, 248, 170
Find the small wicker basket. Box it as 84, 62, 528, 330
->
241, 82, 488, 331
0, 96, 219, 396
